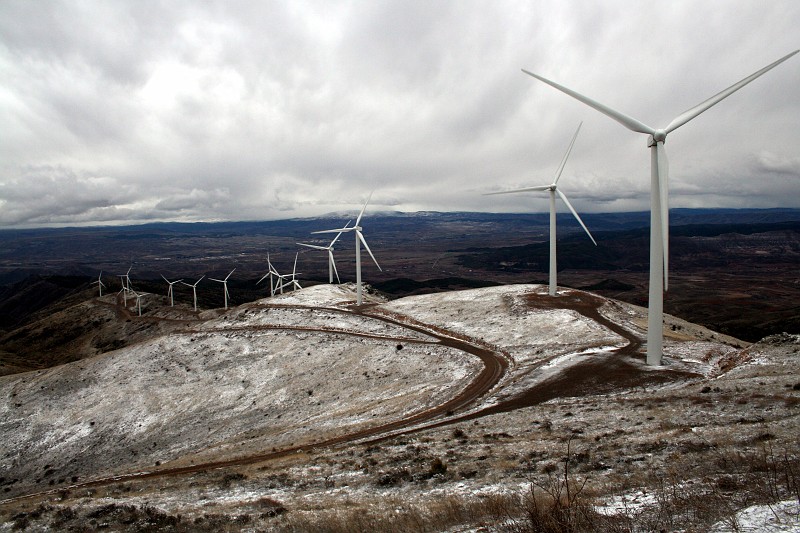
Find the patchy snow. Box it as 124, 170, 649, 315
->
2, 282, 790, 533
382, 284, 627, 364
709, 500, 800, 532
0, 286, 481, 498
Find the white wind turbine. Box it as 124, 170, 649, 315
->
117, 266, 132, 305
298, 221, 351, 284
181, 275, 204, 311
131, 290, 147, 317
521, 49, 798, 365
313, 193, 382, 305
209, 268, 235, 309
276, 253, 302, 292
92, 271, 105, 297
486, 122, 596, 297
256, 253, 279, 297
161, 275, 184, 307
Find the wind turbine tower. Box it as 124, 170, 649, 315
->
521, 49, 798, 365
181, 275, 204, 311
161, 275, 183, 307
117, 266, 133, 306
257, 253, 279, 297
92, 271, 106, 297
313, 193, 382, 305
131, 290, 147, 317
276, 253, 302, 292
209, 268, 235, 309
487, 122, 596, 296
298, 221, 350, 284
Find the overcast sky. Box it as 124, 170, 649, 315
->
1, 1, 798, 227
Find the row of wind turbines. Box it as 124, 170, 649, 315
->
90, 49, 796, 368
91, 189, 385, 317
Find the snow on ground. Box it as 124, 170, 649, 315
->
3, 283, 788, 533
0, 286, 481, 499
264, 283, 385, 307
382, 284, 627, 366
709, 500, 800, 532
208, 302, 435, 342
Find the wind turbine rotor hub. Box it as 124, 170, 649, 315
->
648, 130, 667, 146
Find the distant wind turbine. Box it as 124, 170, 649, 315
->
276, 253, 302, 292
209, 268, 235, 309
298, 221, 351, 284
521, 49, 798, 365
256, 253, 279, 297
313, 193, 382, 305
117, 266, 132, 305
161, 275, 184, 307
131, 290, 147, 317
486, 122, 596, 297
181, 275, 204, 311
91, 271, 105, 297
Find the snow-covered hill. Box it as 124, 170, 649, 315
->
1, 283, 797, 532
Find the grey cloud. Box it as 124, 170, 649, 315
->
1, 1, 799, 228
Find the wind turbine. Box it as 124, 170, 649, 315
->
181, 275, 204, 311
521, 49, 798, 365
276, 253, 303, 292
313, 193, 382, 305
209, 268, 235, 309
256, 253, 280, 297
117, 266, 132, 306
298, 221, 351, 284
486, 122, 596, 297
131, 290, 147, 317
161, 275, 183, 307
91, 271, 106, 297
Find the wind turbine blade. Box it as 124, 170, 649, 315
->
553, 122, 582, 185
556, 189, 597, 246
355, 191, 373, 227
313, 227, 353, 234
484, 185, 551, 195
225, 268, 236, 280
292, 253, 298, 276
522, 69, 655, 135
665, 49, 799, 134
161, 274, 168, 283
656, 142, 670, 290
357, 231, 382, 271
330, 250, 341, 284
209, 278, 223, 283
330, 220, 352, 246
298, 243, 328, 250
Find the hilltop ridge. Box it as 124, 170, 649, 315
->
3, 283, 795, 531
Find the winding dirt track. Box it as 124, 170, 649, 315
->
2, 288, 697, 503
1, 298, 510, 503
